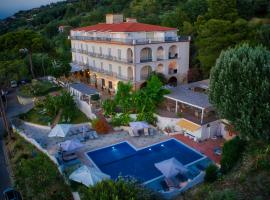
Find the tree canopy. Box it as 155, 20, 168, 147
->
209, 44, 270, 141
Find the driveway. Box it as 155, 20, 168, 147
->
0, 88, 33, 195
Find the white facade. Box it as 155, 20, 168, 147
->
70, 15, 190, 90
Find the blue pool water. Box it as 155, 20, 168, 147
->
87, 139, 204, 182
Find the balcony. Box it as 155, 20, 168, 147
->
168, 69, 178, 74
71, 49, 133, 64
140, 57, 153, 63
72, 62, 133, 81
70, 36, 190, 45
169, 53, 178, 59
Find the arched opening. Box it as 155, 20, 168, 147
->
127, 48, 133, 63
168, 45, 178, 59
156, 63, 164, 73
168, 61, 177, 74
140, 82, 147, 89
157, 46, 164, 60
140, 65, 152, 80
168, 76, 177, 87
127, 66, 133, 81
140, 47, 152, 63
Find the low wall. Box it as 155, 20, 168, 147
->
155, 114, 182, 132
11, 125, 62, 175
17, 95, 34, 105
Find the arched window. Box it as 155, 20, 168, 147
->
168, 45, 178, 59
140, 47, 152, 63
157, 46, 164, 60
140, 65, 152, 80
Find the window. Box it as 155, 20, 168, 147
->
92, 46, 95, 53
81, 43, 83, 50
108, 81, 113, 89
93, 60, 96, 67
109, 64, 112, 72
101, 62, 103, 70
118, 66, 122, 76
102, 79, 105, 87
117, 49, 121, 60
108, 48, 111, 56
99, 47, 102, 55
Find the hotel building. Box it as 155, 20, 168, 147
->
70, 14, 190, 92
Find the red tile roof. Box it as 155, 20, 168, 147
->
72, 22, 177, 32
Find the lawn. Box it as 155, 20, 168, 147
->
5, 133, 73, 200
19, 106, 89, 125
18, 80, 61, 97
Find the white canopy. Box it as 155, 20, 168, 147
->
48, 124, 72, 137
154, 157, 188, 178
59, 139, 84, 152
129, 121, 149, 130
69, 165, 110, 187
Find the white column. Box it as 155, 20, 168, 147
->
175, 101, 178, 113
201, 108, 204, 124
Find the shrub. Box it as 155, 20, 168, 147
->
102, 99, 116, 116
111, 113, 132, 126
80, 178, 161, 200
221, 136, 245, 174
136, 112, 157, 125
205, 164, 219, 182
92, 119, 110, 134
206, 189, 238, 200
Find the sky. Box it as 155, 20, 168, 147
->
0, 0, 65, 19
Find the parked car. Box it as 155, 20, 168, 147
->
3, 188, 22, 200
10, 80, 17, 88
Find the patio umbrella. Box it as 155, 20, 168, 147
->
59, 139, 84, 152
48, 124, 72, 137
69, 165, 110, 187
154, 157, 188, 178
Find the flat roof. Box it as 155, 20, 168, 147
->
69, 83, 98, 96
165, 80, 212, 109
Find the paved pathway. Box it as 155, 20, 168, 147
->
0, 88, 33, 196
173, 134, 224, 164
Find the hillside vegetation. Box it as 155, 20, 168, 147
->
0, 0, 269, 85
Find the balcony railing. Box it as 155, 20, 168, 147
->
168, 69, 178, 74
70, 36, 190, 45
140, 57, 153, 63
71, 48, 133, 64
72, 62, 133, 81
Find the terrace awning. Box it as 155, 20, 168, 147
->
69, 165, 110, 187
177, 119, 201, 132
59, 139, 84, 152
155, 157, 188, 178
48, 124, 72, 137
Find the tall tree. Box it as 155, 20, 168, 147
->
0, 30, 50, 78
207, 0, 238, 20
209, 44, 270, 141
195, 18, 250, 75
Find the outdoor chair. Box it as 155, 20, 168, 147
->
144, 128, 149, 136
149, 128, 155, 136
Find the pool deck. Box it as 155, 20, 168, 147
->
172, 134, 224, 164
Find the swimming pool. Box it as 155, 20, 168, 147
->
86, 139, 205, 183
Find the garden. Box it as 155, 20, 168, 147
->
102, 74, 169, 126
5, 133, 73, 200
19, 91, 89, 125
18, 79, 61, 97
